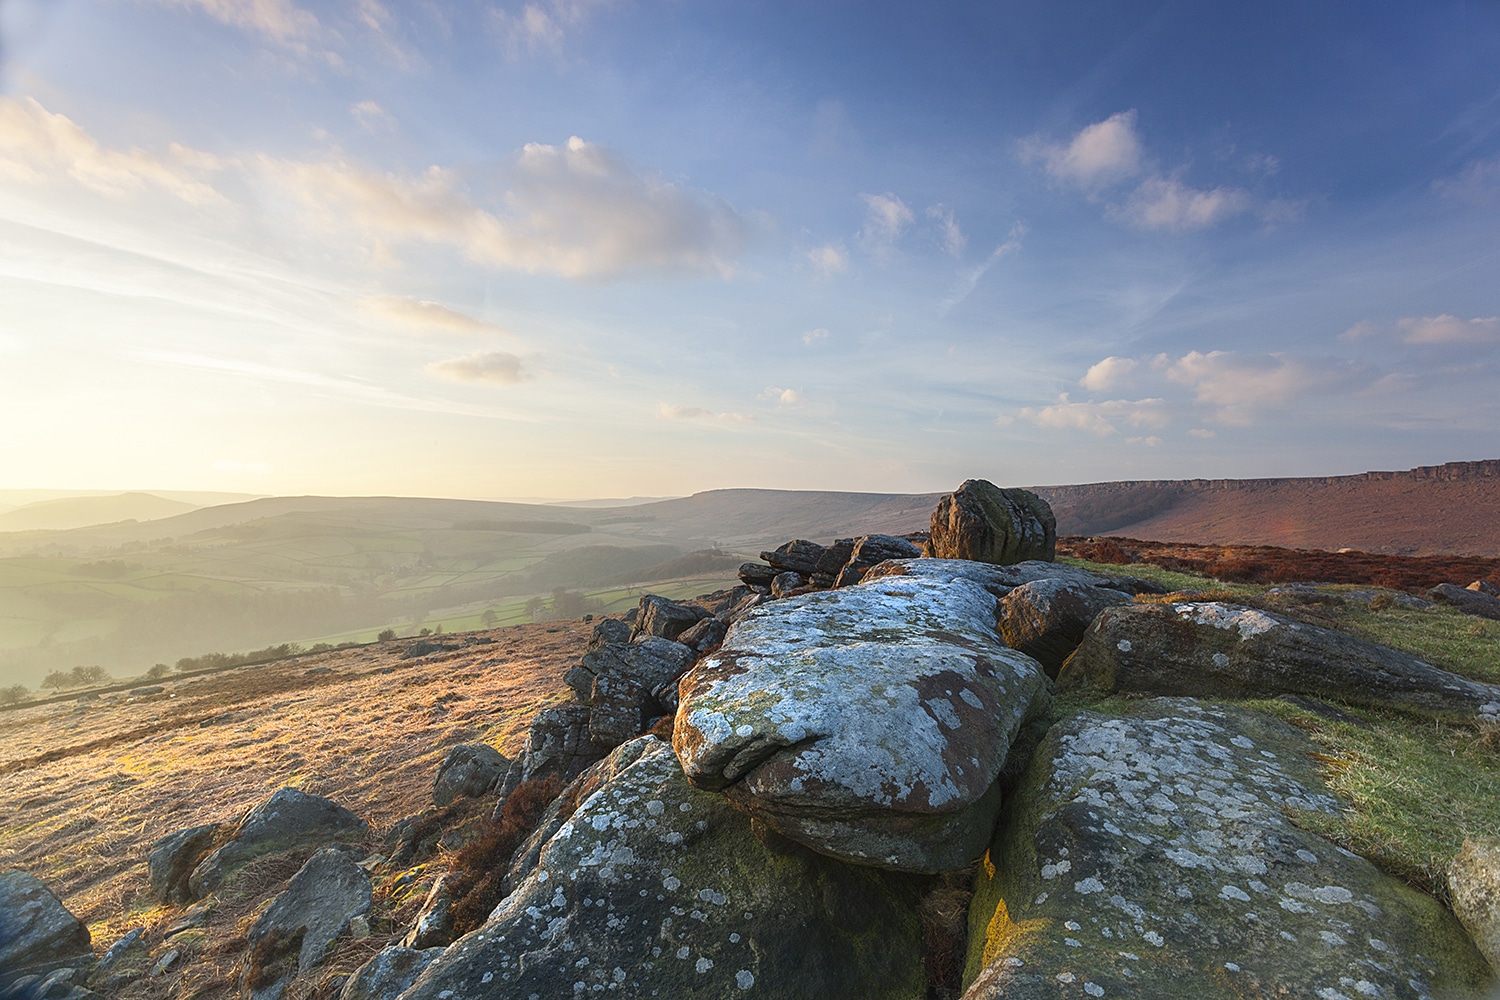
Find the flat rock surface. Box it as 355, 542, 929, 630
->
400, 737, 927, 1000
675, 573, 1045, 872
1058, 601, 1500, 722
862, 558, 1155, 597
964, 699, 1491, 999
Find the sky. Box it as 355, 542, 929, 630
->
0, 1, 1498, 500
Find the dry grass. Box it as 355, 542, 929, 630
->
0, 621, 586, 994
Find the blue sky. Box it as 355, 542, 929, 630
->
1, 1, 1497, 499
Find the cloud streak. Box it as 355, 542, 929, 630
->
363, 297, 511, 336
426, 350, 527, 385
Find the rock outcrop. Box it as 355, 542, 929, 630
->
998, 579, 1132, 677
862, 557, 1161, 598
0, 871, 92, 987
1449, 838, 1500, 976
963, 700, 1492, 998
431, 743, 509, 807
147, 822, 225, 903
1431, 582, 1500, 620
242, 847, 372, 1000
930, 480, 1056, 564
675, 572, 1047, 872
1058, 601, 1500, 722
338, 945, 446, 1000
187, 787, 368, 900
399, 737, 928, 1000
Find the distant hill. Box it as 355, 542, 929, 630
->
1035, 460, 1500, 557
0, 492, 199, 532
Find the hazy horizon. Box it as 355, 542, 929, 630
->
2, 3, 1498, 500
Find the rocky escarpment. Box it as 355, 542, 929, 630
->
10, 479, 1500, 1000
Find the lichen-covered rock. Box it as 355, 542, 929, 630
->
566, 634, 696, 709
1448, 838, 1500, 976
675, 573, 1046, 872
188, 788, 368, 900
399, 737, 927, 1000
0, 870, 92, 986
431, 744, 509, 807
963, 700, 1492, 999
861, 558, 1159, 598
632, 595, 711, 642
401, 874, 454, 950
836, 534, 924, 587
930, 480, 1056, 564
999, 579, 1131, 678
518, 705, 604, 784
1057, 601, 1500, 722
242, 847, 372, 1000
338, 946, 446, 1000
147, 823, 224, 903
588, 669, 652, 748
1430, 582, 1500, 620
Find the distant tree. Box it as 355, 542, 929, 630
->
40, 671, 74, 690
146, 663, 172, 680
481, 609, 499, 627
377, 628, 397, 642
0, 684, 28, 706
434, 624, 444, 635
419, 627, 432, 637
524, 596, 545, 621
71, 665, 110, 686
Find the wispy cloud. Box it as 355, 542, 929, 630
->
939, 223, 1024, 314
152, 0, 319, 45
1021, 110, 1144, 192
1435, 156, 1500, 204
926, 204, 966, 257
759, 386, 803, 407
807, 244, 848, 278
802, 327, 830, 345
363, 296, 511, 336
1163, 349, 1353, 424
493, 0, 611, 54
1109, 174, 1250, 231
1015, 393, 1170, 436
425, 350, 527, 385
655, 403, 755, 423
859, 192, 914, 249
1398, 314, 1500, 345
351, 100, 397, 133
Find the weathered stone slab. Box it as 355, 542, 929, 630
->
963, 700, 1492, 999
632, 595, 711, 642
242, 847, 372, 1000
147, 823, 224, 903
863, 558, 1161, 598
188, 787, 368, 900
338, 945, 446, 1000
0, 871, 92, 986
930, 480, 1056, 564
1057, 601, 1500, 722
675, 573, 1046, 872
998, 579, 1131, 678
1431, 582, 1500, 620
399, 737, 926, 1000
431, 744, 508, 807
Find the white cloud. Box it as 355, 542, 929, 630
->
759, 386, 803, 406
859, 192, 914, 247
1188, 427, 1217, 439
802, 328, 830, 345
1338, 320, 1380, 342
426, 350, 527, 385
154, 0, 318, 44
1015, 394, 1170, 436
808, 244, 848, 278
264, 135, 746, 279
656, 403, 754, 423
493, 0, 610, 53
1397, 314, 1500, 345
1022, 110, 1143, 191
1111, 175, 1250, 232
351, 100, 396, 132
926, 204, 966, 257
1079, 356, 1139, 391
1164, 350, 1331, 424
0, 97, 224, 204
363, 297, 511, 336
1125, 436, 1162, 447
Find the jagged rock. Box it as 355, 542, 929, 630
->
738, 561, 778, 588
589, 670, 652, 748
1057, 601, 1500, 722
632, 595, 711, 642
759, 538, 827, 577
810, 538, 857, 588
693, 585, 756, 618
162, 899, 213, 939
677, 615, 728, 653
1470, 579, 1500, 596
566, 632, 696, 707
1448, 838, 1500, 975
770, 570, 807, 598
998, 578, 1131, 677
1431, 582, 1500, 620
147, 823, 224, 903
722, 590, 770, 623
675, 572, 1047, 872
91, 929, 146, 980
517, 705, 604, 784
401, 874, 454, 950
399, 737, 927, 1000
338, 946, 446, 1000
861, 557, 1159, 597
431, 744, 508, 807
188, 788, 369, 900
963, 699, 1491, 998
242, 848, 372, 1000
929, 480, 1056, 564
0, 870, 92, 987
835, 534, 923, 587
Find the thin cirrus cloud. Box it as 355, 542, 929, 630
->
1022, 110, 1255, 232
807, 244, 848, 278
655, 403, 755, 423
1014, 394, 1170, 436
425, 350, 527, 385
493, 0, 611, 53
153, 0, 320, 45
925, 204, 966, 257
1397, 314, 1500, 345
363, 296, 512, 337
858, 192, 914, 248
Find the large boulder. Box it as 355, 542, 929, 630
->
632, 595, 711, 642
188, 787, 368, 900
0, 871, 92, 986
399, 737, 927, 1000
1431, 582, 1500, 621
147, 823, 225, 903
338, 946, 446, 1000
963, 700, 1491, 998
759, 538, 827, 577
431, 744, 509, 807
1448, 838, 1500, 976
675, 572, 1047, 872
242, 847, 372, 1000
1057, 601, 1500, 722
998, 579, 1131, 678
929, 480, 1056, 564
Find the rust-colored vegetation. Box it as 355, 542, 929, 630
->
444, 772, 565, 936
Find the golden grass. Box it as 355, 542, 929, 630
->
0, 621, 583, 983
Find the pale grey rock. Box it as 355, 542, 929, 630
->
862, 557, 1158, 597
517, 705, 603, 784
431, 744, 508, 807
338, 946, 445, 1000
147, 823, 223, 903
0, 870, 92, 987
91, 929, 145, 978
963, 699, 1492, 998
1058, 601, 1500, 722
675, 572, 1046, 872
188, 788, 368, 900
1448, 838, 1500, 976
241, 848, 372, 1000
401, 874, 454, 950
631, 595, 710, 642
998, 578, 1131, 678
1431, 582, 1500, 620
399, 737, 926, 1000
